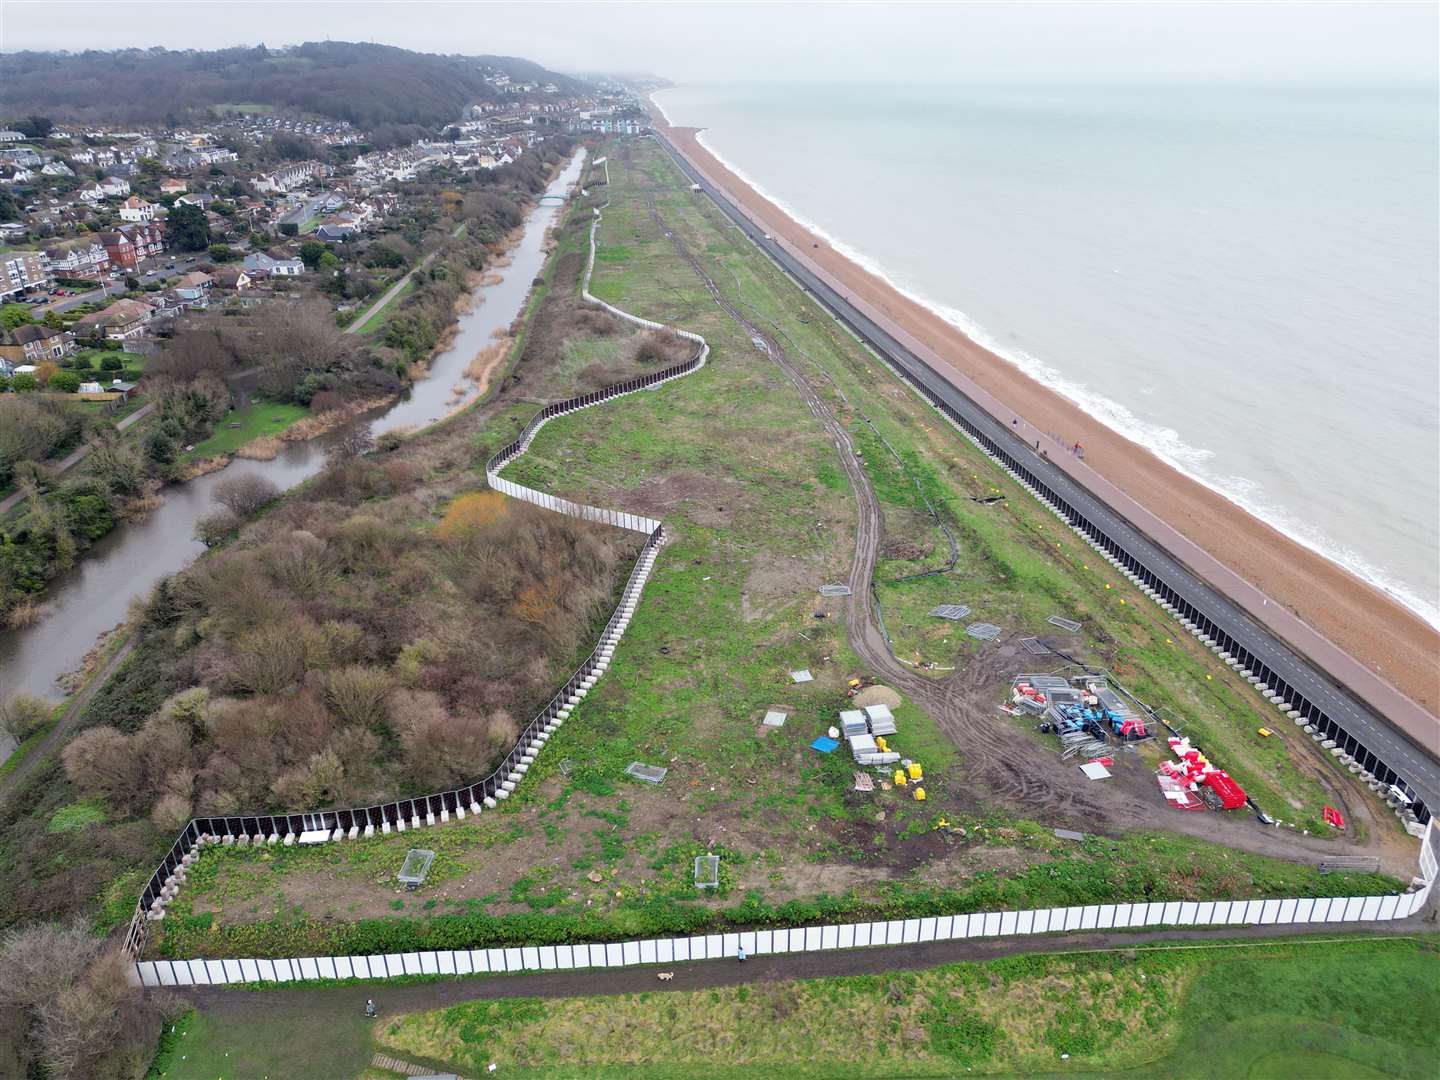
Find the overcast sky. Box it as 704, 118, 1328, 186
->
3, 1, 1435, 86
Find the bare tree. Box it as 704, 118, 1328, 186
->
0, 920, 103, 1010
238, 300, 359, 400
214, 473, 280, 518
0, 922, 176, 1080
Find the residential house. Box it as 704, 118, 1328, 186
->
0, 166, 35, 186
0, 322, 74, 363
175, 192, 214, 210
77, 175, 132, 204
160, 178, 187, 195
0, 131, 25, 143
174, 270, 214, 290
73, 297, 155, 341
169, 286, 208, 311
0, 250, 50, 300
242, 251, 304, 277
314, 223, 356, 242
0, 147, 43, 168
118, 195, 157, 222
122, 222, 165, 261
252, 161, 327, 193
210, 268, 252, 291
44, 237, 110, 277
98, 231, 139, 270
40, 160, 74, 178
0, 358, 15, 377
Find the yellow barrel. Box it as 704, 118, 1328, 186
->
907, 762, 923, 780
913, 787, 926, 801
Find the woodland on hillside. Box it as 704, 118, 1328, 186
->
0, 42, 585, 138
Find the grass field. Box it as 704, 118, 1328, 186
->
373, 936, 1440, 1078
147, 935, 1440, 1079
181, 400, 309, 461
143, 143, 1400, 968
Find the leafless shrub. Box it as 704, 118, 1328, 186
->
0, 919, 103, 1010
149, 792, 193, 832
263, 530, 335, 596
61, 727, 144, 811
390, 688, 508, 788
215, 473, 281, 518
325, 665, 391, 730
229, 620, 308, 695
635, 328, 689, 365
272, 747, 348, 809
194, 508, 241, 548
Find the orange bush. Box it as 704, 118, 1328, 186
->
436, 490, 508, 543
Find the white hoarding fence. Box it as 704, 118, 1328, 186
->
135, 821, 1433, 986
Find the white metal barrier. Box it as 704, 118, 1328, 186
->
134, 821, 1433, 986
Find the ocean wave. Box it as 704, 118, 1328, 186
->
688, 130, 1440, 630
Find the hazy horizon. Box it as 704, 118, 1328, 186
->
3, 1, 1436, 89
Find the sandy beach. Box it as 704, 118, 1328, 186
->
653, 114, 1439, 740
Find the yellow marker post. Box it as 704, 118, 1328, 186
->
913, 787, 927, 801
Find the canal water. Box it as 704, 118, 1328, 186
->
0, 152, 585, 749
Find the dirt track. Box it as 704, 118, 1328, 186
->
640, 185, 1413, 877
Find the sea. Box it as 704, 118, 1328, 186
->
653, 82, 1440, 628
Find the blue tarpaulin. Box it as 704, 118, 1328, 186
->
810, 736, 839, 754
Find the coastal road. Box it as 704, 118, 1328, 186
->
651, 132, 1440, 820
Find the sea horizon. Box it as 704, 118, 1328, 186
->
652, 81, 1440, 629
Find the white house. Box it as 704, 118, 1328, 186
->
118, 195, 157, 222
242, 251, 304, 277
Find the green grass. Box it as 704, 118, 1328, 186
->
612, 140, 1346, 831
146, 1004, 374, 1080
73, 348, 147, 374
0, 716, 58, 779
143, 140, 1395, 963
46, 800, 107, 832
145, 936, 1439, 1079
181, 400, 309, 461
359, 934, 1438, 1077
352, 276, 416, 333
